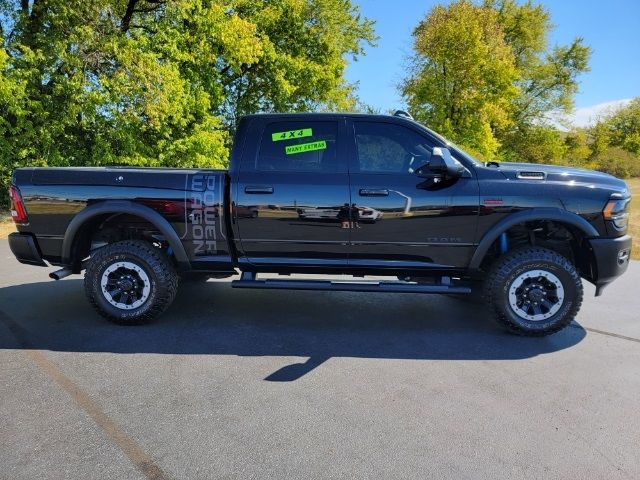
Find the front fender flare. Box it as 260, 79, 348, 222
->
61, 200, 190, 270
469, 208, 599, 269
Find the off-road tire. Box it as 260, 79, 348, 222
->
484, 247, 583, 336
84, 240, 178, 325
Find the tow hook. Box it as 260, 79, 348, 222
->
617, 249, 630, 265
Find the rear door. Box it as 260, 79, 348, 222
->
234, 117, 351, 267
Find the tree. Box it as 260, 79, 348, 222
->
500, 125, 566, 165
213, 0, 376, 126
600, 98, 640, 156
488, 0, 590, 126
0, 0, 375, 204
0, 29, 28, 192
589, 118, 612, 157
401, 0, 591, 163
563, 128, 592, 165
401, 0, 518, 158
592, 147, 640, 179
584, 97, 640, 178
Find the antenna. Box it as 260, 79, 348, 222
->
393, 110, 413, 120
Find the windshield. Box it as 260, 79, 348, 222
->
421, 124, 484, 167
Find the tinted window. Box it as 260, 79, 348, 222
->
354, 122, 434, 173
257, 121, 340, 172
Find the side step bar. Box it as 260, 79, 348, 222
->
231, 274, 471, 295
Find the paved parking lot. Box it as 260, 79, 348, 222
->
1, 238, 639, 479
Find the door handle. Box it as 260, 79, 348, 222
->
245, 186, 274, 194
359, 188, 389, 197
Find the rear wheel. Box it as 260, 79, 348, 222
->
484, 247, 583, 336
84, 240, 178, 325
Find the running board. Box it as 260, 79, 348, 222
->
231, 276, 471, 295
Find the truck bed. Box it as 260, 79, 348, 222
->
12, 167, 232, 268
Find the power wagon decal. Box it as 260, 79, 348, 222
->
189, 174, 218, 256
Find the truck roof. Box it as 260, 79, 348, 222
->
241, 112, 416, 123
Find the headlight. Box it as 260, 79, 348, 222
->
603, 197, 631, 230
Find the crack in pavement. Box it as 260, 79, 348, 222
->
571, 322, 640, 344
0, 308, 172, 480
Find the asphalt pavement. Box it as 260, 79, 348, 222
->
0, 239, 639, 479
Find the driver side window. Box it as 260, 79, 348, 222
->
353, 122, 434, 174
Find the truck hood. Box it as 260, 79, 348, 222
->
495, 162, 629, 195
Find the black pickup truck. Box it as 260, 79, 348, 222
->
7, 112, 633, 336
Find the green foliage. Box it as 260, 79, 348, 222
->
592, 147, 640, 179
489, 0, 590, 125
499, 100, 640, 178
212, 0, 376, 123
401, 0, 518, 158
500, 125, 566, 165
588, 120, 612, 157
563, 128, 592, 165
0, 0, 375, 204
597, 98, 640, 156
402, 0, 591, 163
584, 98, 640, 177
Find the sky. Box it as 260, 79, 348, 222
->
345, 0, 640, 127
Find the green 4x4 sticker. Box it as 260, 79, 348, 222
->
285, 140, 327, 155
272, 128, 313, 142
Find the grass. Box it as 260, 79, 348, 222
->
627, 178, 640, 260
0, 210, 14, 239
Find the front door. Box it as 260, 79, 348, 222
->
347, 120, 479, 269
234, 118, 351, 267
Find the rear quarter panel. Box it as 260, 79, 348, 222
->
13, 168, 232, 269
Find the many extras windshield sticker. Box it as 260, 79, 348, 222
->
272, 128, 313, 142
285, 140, 327, 155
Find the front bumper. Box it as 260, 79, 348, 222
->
587, 234, 632, 296
8, 232, 47, 267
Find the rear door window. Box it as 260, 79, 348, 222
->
256, 121, 343, 172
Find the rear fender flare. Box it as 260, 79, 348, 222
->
61, 200, 190, 270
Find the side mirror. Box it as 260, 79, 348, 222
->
415, 147, 464, 179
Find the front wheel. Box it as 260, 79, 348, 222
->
84, 240, 179, 325
484, 247, 583, 336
